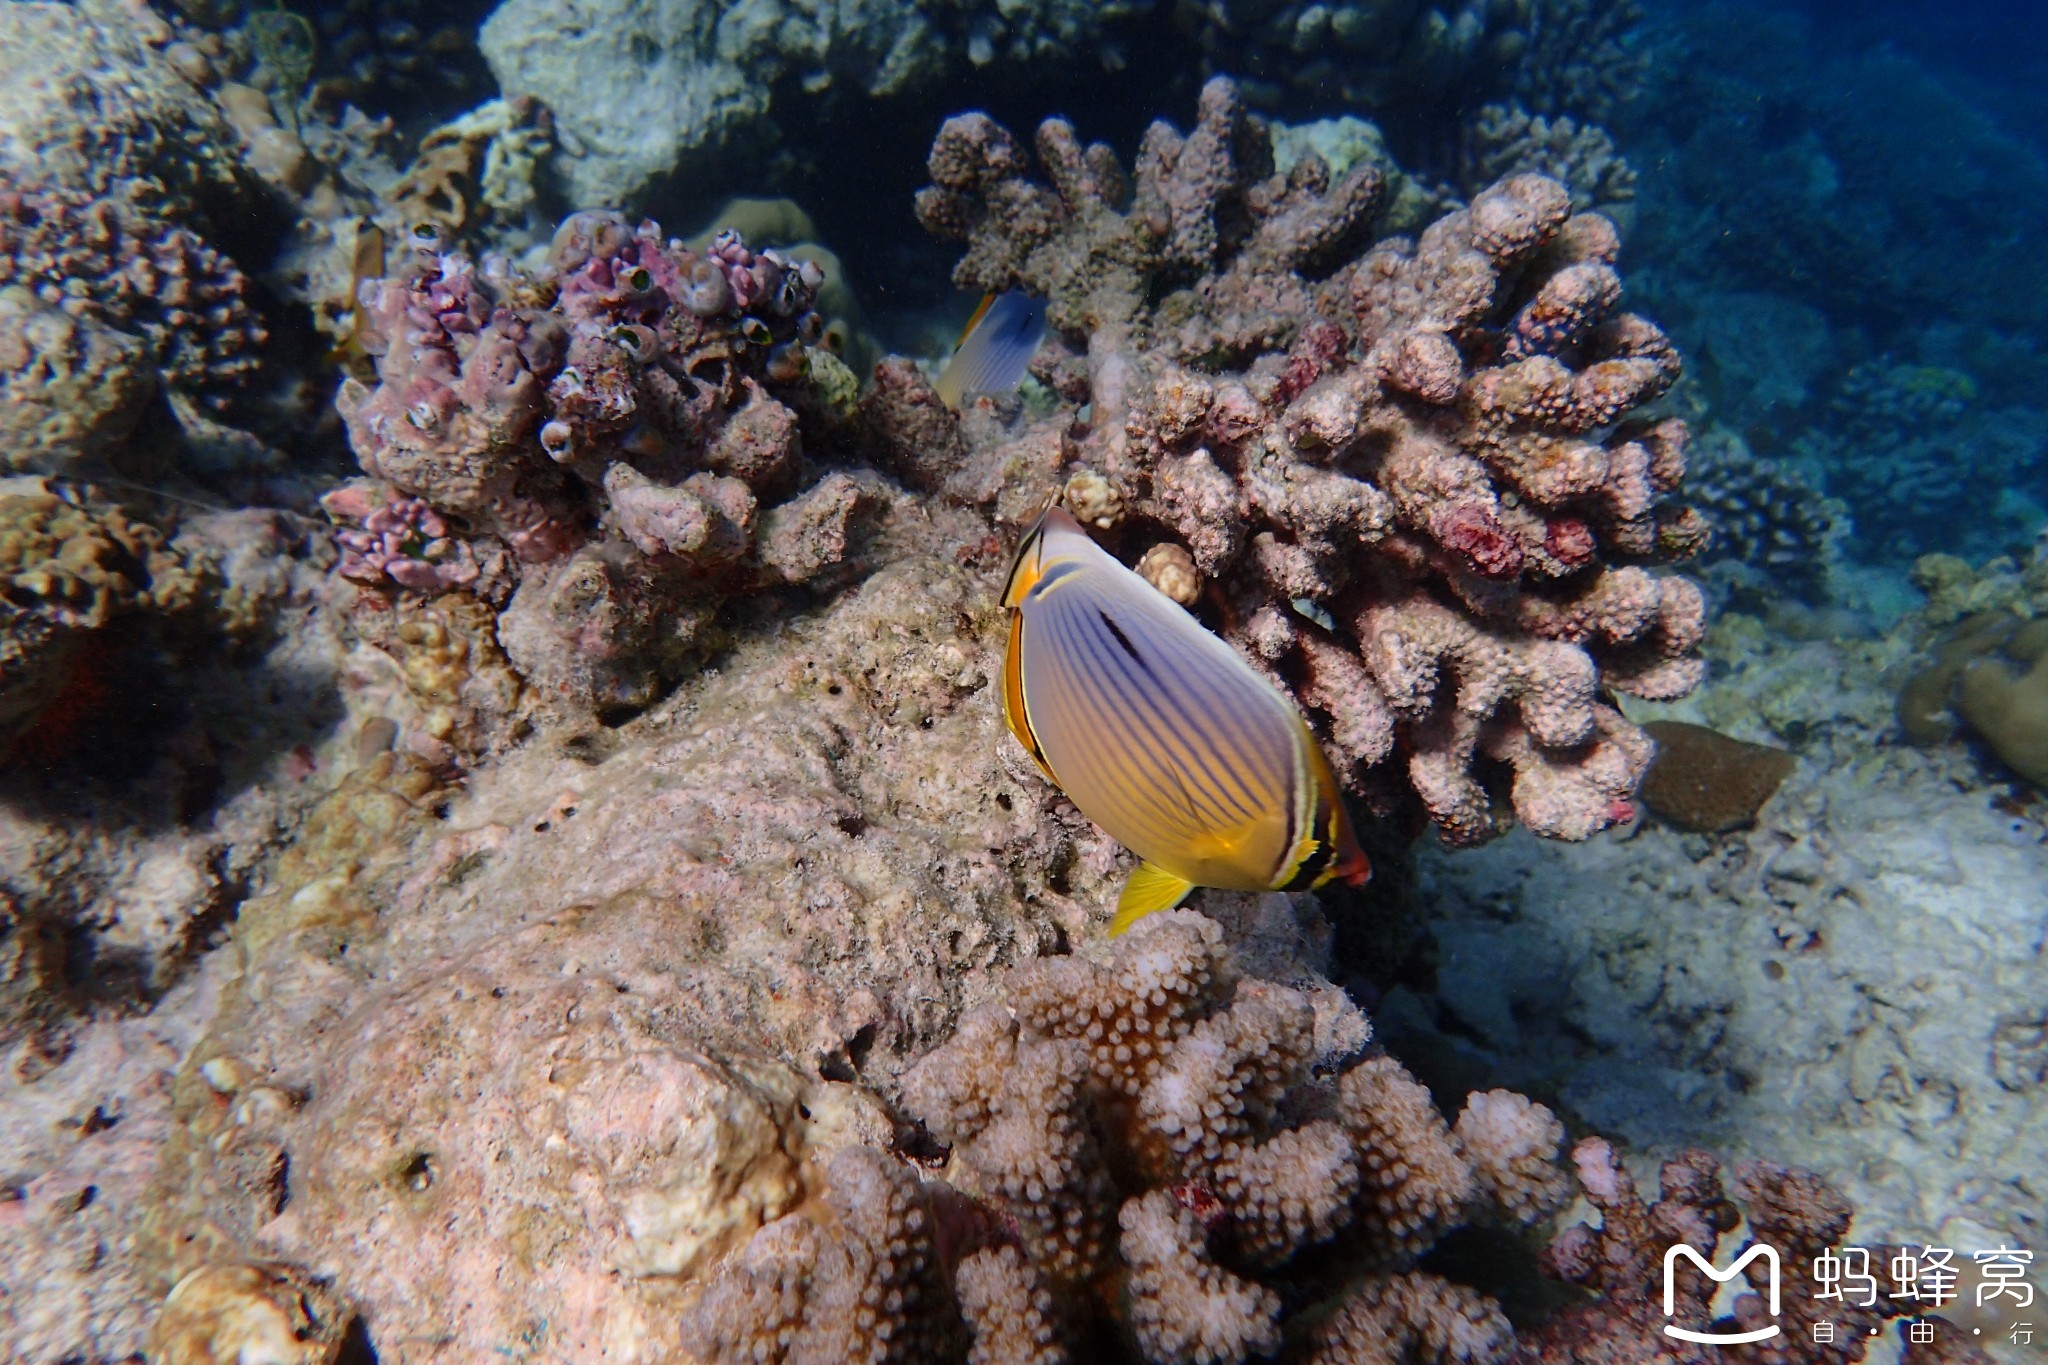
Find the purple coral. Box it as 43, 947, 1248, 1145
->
335, 211, 871, 709
323, 484, 482, 594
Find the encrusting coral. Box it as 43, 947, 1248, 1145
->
901, 77, 1708, 844
335, 211, 882, 712
687, 910, 1570, 1364
0, 479, 203, 756
1635, 720, 1797, 833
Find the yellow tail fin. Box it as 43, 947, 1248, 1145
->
1108, 862, 1196, 936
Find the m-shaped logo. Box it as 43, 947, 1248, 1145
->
1663, 1244, 1782, 1345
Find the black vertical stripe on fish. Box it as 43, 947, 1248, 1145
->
1038, 594, 1229, 838
1048, 590, 1267, 829
1098, 609, 1147, 669
1031, 600, 1208, 839
1059, 580, 1285, 814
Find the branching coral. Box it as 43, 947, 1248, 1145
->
337, 213, 881, 710
1173, 0, 1646, 147
689, 911, 1568, 1364
1461, 105, 1637, 213
906, 78, 1707, 843
1682, 425, 1846, 603
0, 183, 267, 397
1516, 1138, 1952, 1365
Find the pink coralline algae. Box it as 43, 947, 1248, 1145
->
906, 77, 1711, 844
1513, 1139, 1978, 1365
322, 484, 482, 594
336, 213, 878, 709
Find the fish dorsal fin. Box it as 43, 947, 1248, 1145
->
1109, 862, 1196, 936
999, 497, 1062, 608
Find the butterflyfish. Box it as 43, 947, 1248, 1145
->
934, 291, 1047, 408
1001, 505, 1370, 935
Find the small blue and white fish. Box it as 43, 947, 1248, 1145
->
1002, 505, 1371, 934
934, 291, 1047, 408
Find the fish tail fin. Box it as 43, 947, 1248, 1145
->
1108, 862, 1196, 936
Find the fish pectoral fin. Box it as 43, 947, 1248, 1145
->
1108, 862, 1197, 937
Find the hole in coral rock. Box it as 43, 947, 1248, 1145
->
846, 1024, 876, 1074
397, 1152, 434, 1192
994, 791, 1012, 810
335, 1315, 380, 1365
595, 703, 643, 730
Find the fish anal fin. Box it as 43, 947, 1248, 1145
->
1108, 862, 1196, 936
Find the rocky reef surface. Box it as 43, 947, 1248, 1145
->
1, 1, 2041, 1362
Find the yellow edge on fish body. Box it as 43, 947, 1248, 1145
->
1001, 504, 1368, 934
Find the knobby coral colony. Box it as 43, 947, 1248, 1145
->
690, 910, 1573, 1365
334, 213, 876, 711
690, 913, 1928, 1365
904, 75, 1707, 845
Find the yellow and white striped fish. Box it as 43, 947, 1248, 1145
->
934, 292, 1047, 408
1001, 505, 1370, 935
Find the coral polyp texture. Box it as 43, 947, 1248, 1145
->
911, 77, 1707, 844
336, 213, 879, 711
688, 910, 1569, 1364
1515, 1138, 1973, 1365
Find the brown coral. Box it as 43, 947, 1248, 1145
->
1637, 720, 1798, 832
1516, 1139, 1931, 1365
0, 481, 200, 751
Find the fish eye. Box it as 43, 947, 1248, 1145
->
410, 222, 442, 248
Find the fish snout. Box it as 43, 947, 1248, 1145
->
1338, 851, 1371, 888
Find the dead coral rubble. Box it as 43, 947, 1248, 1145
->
688, 910, 1570, 1364
906, 77, 1707, 844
